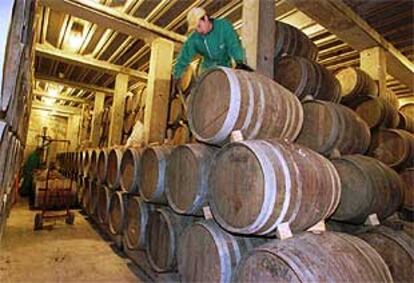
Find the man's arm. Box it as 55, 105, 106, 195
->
173, 36, 198, 79
223, 20, 245, 64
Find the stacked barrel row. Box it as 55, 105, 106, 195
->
165, 61, 200, 146
56, 22, 413, 282
335, 67, 414, 220
0, 0, 36, 241
122, 84, 147, 145
58, 72, 411, 282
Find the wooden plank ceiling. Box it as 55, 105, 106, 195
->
34, 0, 414, 108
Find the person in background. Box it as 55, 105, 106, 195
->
173, 7, 253, 88
20, 147, 43, 207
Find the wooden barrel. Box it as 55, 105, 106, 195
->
188, 67, 303, 145
97, 186, 111, 224
331, 155, 403, 224
385, 89, 400, 111
273, 56, 341, 102
86, 180, 99, 216
124, 196, 154, 250
295, 100, 371, 156
169, 97, 185, 125
335, 67, 378, 103
123, 112, 136, 136
357, 226, 414, 283
82, 150, 91, 177
368, 129, 414, 170
177, 220, 266, 283
209, 139, 341, 235
97, 148, 110, 183
120, 147, 143, 193
108, 191, 127, 235
0, 121, 10, 197
236, 231, 392, 282
400, 168, 414, 215
146, 208, 196, 272
398, 111, 414, 133
346, 95, 400, 129
89, 149, 100, 179
166, 144, 217, 215
179, 61, 199, 95
400, 103, 414, 118
274, 21, 318, 61
140, 145, 174, 204
107, 148, 124, 189
170, 124, 192, 145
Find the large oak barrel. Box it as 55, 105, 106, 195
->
97, 148, 110, 183
89, 149, 100, 179
346, 96, 400, 129
209, 139, 341, 235
400, 103, 414, 118
400, 168, 414, 217
273, 55, 340, 102
169, 97, 185, 125
331, 155, 403, 224
124, 196, 154, 250
166, 144, 217, 216
0, 121, 10, 198
97, 185, 111, 224
177, 220, 265, 283
107, 148, 124, 189
120, 147, 143, 193
108, 191, 127, 235
368, 129, 414, 170
86, 180, 99, 216
82, 150, 91, 177
188, 67, 303, 145
140, 145, 173, 204
398, 111, 414, 133
335, 67, 378, 103
274, 21, 318, 61
295, 100, 371, 156
146, 208, 196, 272
236, 231, 392, 282
357, 226, 414, 283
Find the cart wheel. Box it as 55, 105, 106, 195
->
66, 212, 75, 225
34, 213, 43, 230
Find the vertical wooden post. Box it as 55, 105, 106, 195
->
67, 114, 80, 151
144, 38, 174, 144
90, 92, 105, 147
242, 0, 275, 78
108, 73, 128, 146
360, 46, 387, 98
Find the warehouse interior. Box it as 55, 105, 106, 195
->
0, 0, 413, 282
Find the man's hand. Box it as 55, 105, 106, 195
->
235, 62, 254, 72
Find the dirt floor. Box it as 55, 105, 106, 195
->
0, 200, 142, 283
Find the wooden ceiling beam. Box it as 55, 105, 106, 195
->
287, 0, 414, 91
31, 101, 82, 115
35, 74, 114, 94
36, 43, 148, 80
39, 0, 185, 47
33, 90, 89, 104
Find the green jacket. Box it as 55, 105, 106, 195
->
173, 18, 245, 79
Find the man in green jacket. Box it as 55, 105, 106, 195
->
173, 7, 252, 85
20, 147, 43, 206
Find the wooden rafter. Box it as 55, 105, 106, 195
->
36, 43, 148, 79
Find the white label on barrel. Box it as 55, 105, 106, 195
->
276, 222, 293, 240
230, 130, 244, 142
307, 220, 326, 232
203, 206, 213, 220
365, 213, 380, 226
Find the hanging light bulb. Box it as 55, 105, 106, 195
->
65, 21, 84, 52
